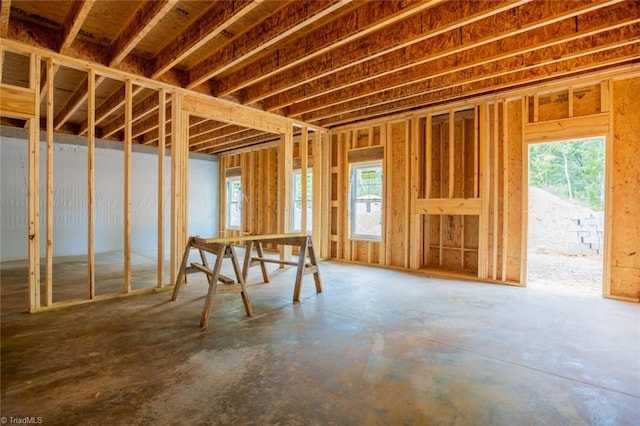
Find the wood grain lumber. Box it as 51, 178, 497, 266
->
315, 44, 640, 127
108, 0, 177, 66
284, 3, 639, 117
242, 0, 523, 104
187, 0, 349, 89
149, 0, 261, 79
58, 0, 96, 54
0, 0, 11, 38
214, 0, 442, 97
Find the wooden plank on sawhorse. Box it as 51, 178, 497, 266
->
171, 236, 253, 327
241, 235, 322, 301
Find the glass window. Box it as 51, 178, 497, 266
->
350, 162, 383, 239
226, 176, 242, 229
292, 169, 313, 233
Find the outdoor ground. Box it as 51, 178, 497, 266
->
527, 186, 603, 296
527, 253, 602, 295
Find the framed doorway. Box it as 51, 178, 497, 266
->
526, 136, 607, 295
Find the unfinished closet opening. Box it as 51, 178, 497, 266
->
419, 108, 480, 277
527, 137, 606, 295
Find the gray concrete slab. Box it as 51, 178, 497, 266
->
1, 258, 638, 425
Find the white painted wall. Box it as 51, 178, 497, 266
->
0, 130, 218, 261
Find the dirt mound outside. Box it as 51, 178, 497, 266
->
527, 186, 598, 256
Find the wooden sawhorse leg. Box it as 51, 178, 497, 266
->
241, 240, 270, 283
293, 236, 323, 301
200, 244, 253, 328
171, 237, 194, 301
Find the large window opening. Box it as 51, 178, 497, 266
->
527, 137, 605, 295
226, 176, 242, 230
292, 169, 312, 233
349, 162, 383, 239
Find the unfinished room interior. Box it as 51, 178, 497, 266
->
1, 0, 639, 424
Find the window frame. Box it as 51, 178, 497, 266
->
225, 175, 242, 230
292, 168, 313, 233
349, 161, 383, 240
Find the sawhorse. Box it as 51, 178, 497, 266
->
171, 236, 253, 327
241, 235, 322, 301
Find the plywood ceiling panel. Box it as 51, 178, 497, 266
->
1, 0, 638, 154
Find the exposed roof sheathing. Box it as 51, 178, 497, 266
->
1, 0, 639, 154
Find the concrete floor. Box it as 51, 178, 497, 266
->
1, 255, 639, 425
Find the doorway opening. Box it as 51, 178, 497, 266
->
527, 137, 605, 295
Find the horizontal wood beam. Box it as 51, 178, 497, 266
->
193, 128, 267, 152
189, 120, 230, 139
525, 113, 610, 143
287, 4, 639, 117
241, 0, 526, 105
189, 124, 251, 148
53, 75, 96, 130
99, 91, 159, 138
414, 198, 483, 216
203, 133, 279, 155
0, 83, 35, 118
306, 27, 638, 123
214, 0, 440, 97
140, 115, 209, 146
0, 0, 11, 38
182, 93, 289, 134
78, 85, 124, 135
59, 0, 96, 54
316, 44, 640, 127
187, 0, 349, 89
150, 0, 261, 79
109, 0, 177, 66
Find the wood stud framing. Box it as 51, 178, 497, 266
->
87, 69, 96, 298
27, 53, 40, 312
124, 79, 133, 293
157, 89, 166, 288
45, 57, 54, 306
2, 3, 639, 312
0, 42, 328, 311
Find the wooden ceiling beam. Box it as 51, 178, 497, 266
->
131, 107, 170, 139
186, 0, 350, 89
58, 0, 96, 54
189, 120, 230, 139
264, 0, 619, 112
109, 0, 178, 66
53, 76, 94, 131
314, 43, 640, 127
55, 0, 174, 133
99, 91, 159, 138
140, 116, 212, 146
134, 109, 213, 142
149, 0, 262, 79
193, 128, 265, 152
241, 0, 526, 105
190, 124, 252, 148
49, 0, 96, 127
288, 5, 640, 118
213, 0, 441, 97
78, 85, 123, 135
202, 133, 279, 155
310, 37, 638, 124
0, 0, 11, 38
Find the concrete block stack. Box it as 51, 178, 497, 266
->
566, 212, 604, 256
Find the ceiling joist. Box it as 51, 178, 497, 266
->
1, 0, 637, 151
186, 0, 351, 89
